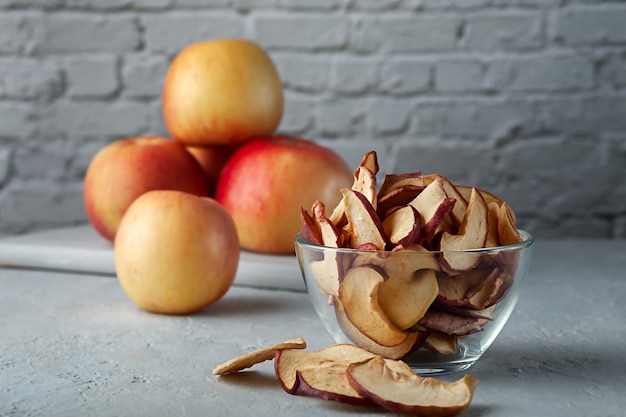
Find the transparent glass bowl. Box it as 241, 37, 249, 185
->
295, 230, 534, 375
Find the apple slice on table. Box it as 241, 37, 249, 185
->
334, 297, 425, 359
274, 344, 376, 405
341, 188, 388, 250
346, 356, 479, 416
439, 187, 489, 272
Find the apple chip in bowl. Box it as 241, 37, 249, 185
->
295, 151, 534, 375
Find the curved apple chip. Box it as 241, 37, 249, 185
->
353, 166, 378, 210
346, 355, 479, 416
408, 179, 457, 242
439, 187, 488, 272
498, 202, 523, 245
274, 343, 375, 405
334, 297, 425, 359
338, 264, 411, 347
378, 268, 439, 330
213, 337, 307, 376
423, 331, 458, 355
341, 188, 387, 250
377, 184, 425, 219
382, 205, 423, 248
299, 208, 323, 246
377, 171, 424, 199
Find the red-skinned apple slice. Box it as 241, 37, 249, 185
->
338, 264, 410, 346
353, 166, 378, 210
346, 356, 479, 416
423, 331, 458, 355
274, 344, 374, 400
299, 208, 323, 246
341, 188, 387, 250
334, 297, 425, 359
377, 184, 425, 219
408, 179, 457, 242
419, 174, 468, 230
312, 200, 343, 247
274, 344, 376, 404
377, 171, 423, 198
418, 308, 486, 336
357, 150, 379, 176
436, 266, 498, 307
382, 205, 423, 247
464, 268, 505, 309
439, 187, 488, 272
431, 302, 495, 321
328, 151, 379, 228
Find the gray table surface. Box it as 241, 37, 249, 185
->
1, 238, 625, 417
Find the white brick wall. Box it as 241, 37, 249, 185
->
0, 0, 625, 238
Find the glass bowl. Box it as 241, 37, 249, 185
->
295, 230, 534, 375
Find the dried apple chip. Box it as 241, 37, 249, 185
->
346, 355, 479, 416
213, 337, 307, 375
338, 264, 410, 347
274, 344, 376, 405
439, 187, 489, 272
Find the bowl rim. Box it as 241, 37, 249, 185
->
295, 229, 534, 254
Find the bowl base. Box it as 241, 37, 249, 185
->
407, 361, 476, 376
402, 348, 480, 376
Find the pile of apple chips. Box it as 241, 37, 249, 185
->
214, 338, 479, 416
298, 151, 525, 359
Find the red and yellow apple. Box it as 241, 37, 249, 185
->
114, 190, 239, 315
83, 136, 209, 242
162, 38, 284, 147
215, 136, 353, 254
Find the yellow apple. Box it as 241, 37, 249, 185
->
83, 136, 210, 242
215, 136, 353, 254
162, 38, 283, 147
114, 190, 239, 315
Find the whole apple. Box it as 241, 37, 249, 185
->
83, 136, 209, 242
163, 38, 283, 147
114, 190, 239, 315
215, 136, 353, 254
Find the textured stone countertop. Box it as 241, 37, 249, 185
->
1, 238, 625, 417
